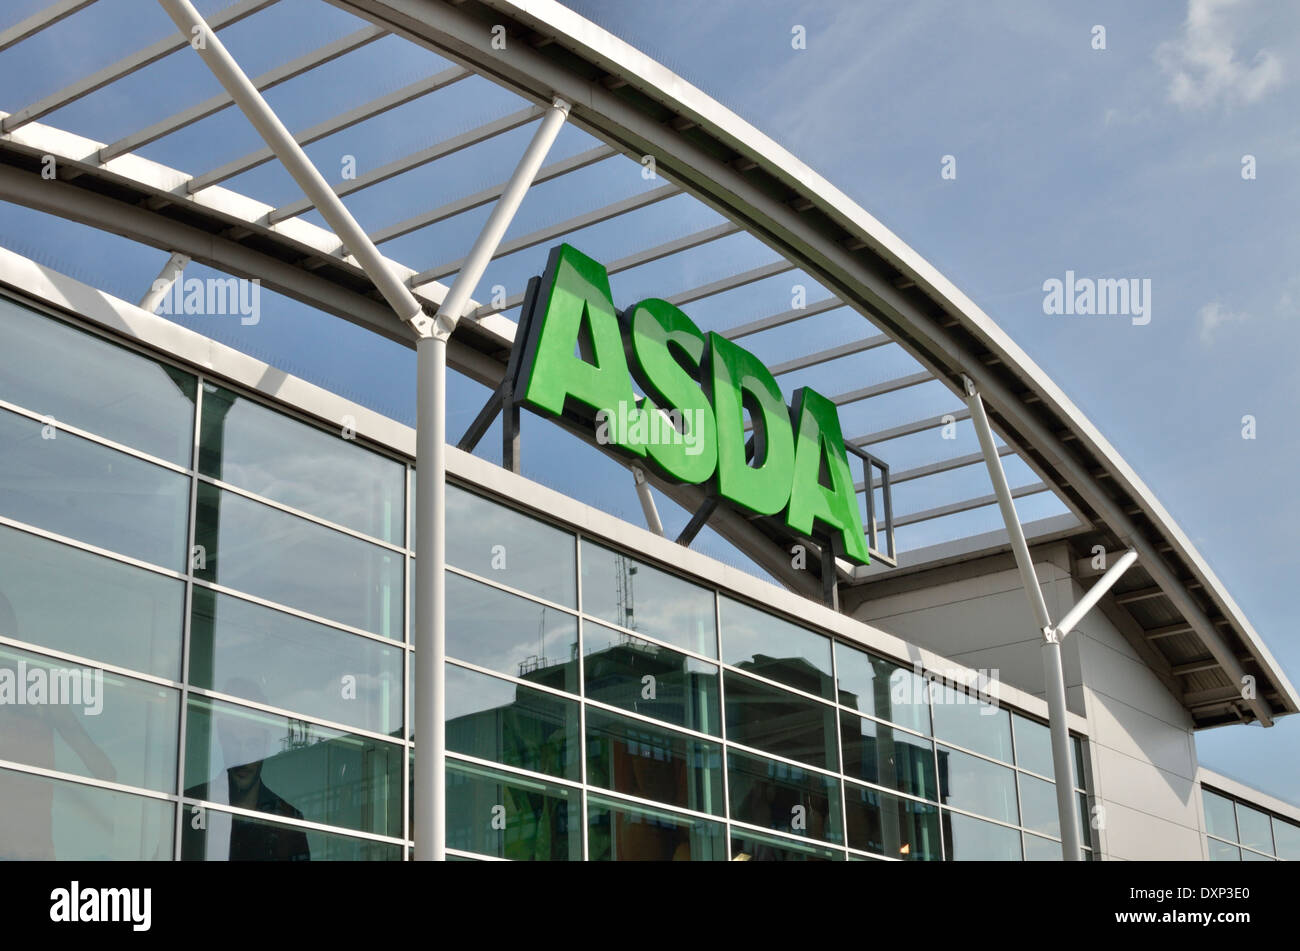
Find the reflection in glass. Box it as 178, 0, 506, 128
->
1207, 839, 1241, 861
445, 483, 576, 607
583, 620, 720, 735
587, 795, 725, 861
446, 664, 579, 781
0, 297, 197, 465
1202, 789, 1237, 842
0, 524, 183, 679
0, 408, 190, 570
0, 765, 173, 860
0, 645, 178, 793
729, 830, 841, 862
1235, 803, 1274, 855
840, 712, 937, 801
725, 670, 837, 770
728, 749, 842, 844
580, 540, 716, 657
720, 596, 832, 698
937, 745, 1018, 825
1023, 832, 1063, 861
1273, 818, 1300, 861
182, 808, 399, 861
931, 683, 1013, 762
184, 696, 402, 845
444, 761, 580, 861
194, 484, 402, 639
585, 708, 723, 815
189, 588, 402, 736
446, 572, 579, 694
1017, 772, 1060, 839
199, 382, 404, 544
1012, 713, 1054, 778
843, 781, 941, 860
833, 643, 930, 735
943, 810, 1022, 860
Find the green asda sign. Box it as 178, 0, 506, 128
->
512, 243, 872, 566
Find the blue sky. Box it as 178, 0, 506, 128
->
0, 0, 1296, 804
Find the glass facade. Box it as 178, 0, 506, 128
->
0, 296, 1102, 861
1203, 787, 1299, 861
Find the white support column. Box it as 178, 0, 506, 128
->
139, 251, 190, 312
963, 375, 1084, 861
632, 466, 664, 537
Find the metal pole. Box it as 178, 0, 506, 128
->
632, 466, 664, 536
1056, 549, 1138, 637
156, 0, 426, 330
139, 251, 189, 312
963, 376, 1083, 860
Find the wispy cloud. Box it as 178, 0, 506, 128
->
1197, 300, 1248, 344
1157, 0, 1283, 110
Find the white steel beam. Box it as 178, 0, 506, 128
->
0, 0, 98, 54
138, 251, 190, 312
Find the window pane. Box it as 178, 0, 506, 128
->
446, 664, 579, 781
194, 484, 402, 639
1207, 839, 1240, 861
0, 765, 173, 860
199, 382, 403, 544
0, 298, 196, 465
580, 540, 716, 657
0, 645, 178, 793
1236, 803, 1274, 855
727, 749, 842, 845
1023, 832, 1063, 861
937, 745, 1019, 825
833, 643, 930, 735
583, 620, 720, 736
931, 682, 1012, 762
0, 524, 183, 680
587, 795, 726, 861
1018, 772, 1060, 838
720, 596, 832, 699
0, 408, 190, 570
1072, 735, 1086, 789
725, 670, 838, 770
839, 712, 937, 801
444, 761, 581, 861
183, 696, 402, 838
446, 571, 578, 694
1274, 819, 1300, 861
1202, 789, 1238, 842
445, 483, 575, 607
730, 830, 841, 862
189, 588, 402, 736
182, 808, 399, 861
844, 781, 942, 860
943, 811, 1022, 861
1241, 848, 1273, 861
585, 707, 723, 815
1013, 714, 1054, 778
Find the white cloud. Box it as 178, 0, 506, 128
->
1157, 0, 1284, 110
1197, 300, 1248, 344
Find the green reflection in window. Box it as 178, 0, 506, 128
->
720, 596, 832, 699
0, 296, 197, 465
587, 794, 726, 861
189, 588, 402, 737
0, 408, 190, 571
181, 808, 399, 861
943, 810, 1022, 861
843, 781, 941, 860
725, 670, 838, 770
580, 539, 716, 657
443, 760, 581, 861
833, 642, 930, 735
445, 571, 578, 694
727, 749, 842, 845
0, 524, 183, 680
585, 707, 723, 815
184, 696, 402, 840
0, 765, 173, 860
194, 484, 402, 639
445, 663, 579, 781
937, 745, 1019, 826
0, 644, 178, 793
583, 620, 720, 736
199, 382, 404, 545
839, 712, 936, 801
